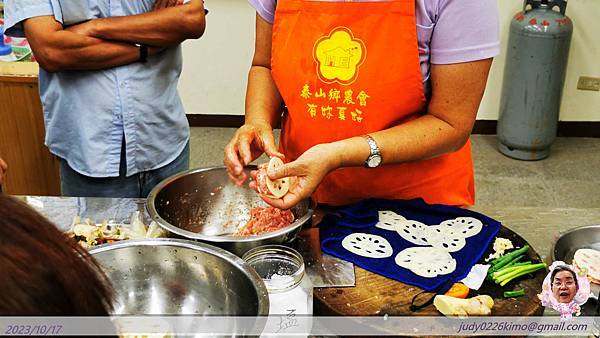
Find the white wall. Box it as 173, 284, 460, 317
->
180, 0, 600, 121
479, 0, 600, 121
179, 0, 255, 115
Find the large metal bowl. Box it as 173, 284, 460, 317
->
89, 239, 269, 317
146, 167, 313, 256
551, 224, 600, 263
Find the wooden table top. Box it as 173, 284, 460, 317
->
308, 206, 600, 317
313, 226, 545, 317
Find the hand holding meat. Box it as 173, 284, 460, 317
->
224, 121, 284, 186
254, 157, 291, 199
251, 143, 339, 209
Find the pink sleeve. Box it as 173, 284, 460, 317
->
248, 0, 276, 24
430, 0, 500, 64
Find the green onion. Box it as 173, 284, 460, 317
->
503, 289, 525, 298
492, 266, 522, 280
504, 254, 525, 267
498, 263, 546, 286
487, 246, 545, 286
493, 262, 546, 284
487, 246, 529, 279
491, 245, 530, 268
486, 246, 533, 281
489, 255, 504, 266
488, 254, 526, 277
492, 256, 532, 279
492, 261, 533, 280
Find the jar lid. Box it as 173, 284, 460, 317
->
243, 245, 305, 293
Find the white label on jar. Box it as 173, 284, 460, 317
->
269, 287, 310, 315
263, 278, 313, 337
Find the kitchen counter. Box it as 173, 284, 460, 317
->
311, 206, 600, 317
24, 196, 600, 259
21, 196, 600, 320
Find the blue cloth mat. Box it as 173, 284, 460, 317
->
320, 198, 502, 292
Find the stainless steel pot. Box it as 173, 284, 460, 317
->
146, 167, 313, 256
89, 239, 270, 317
551, 224, 600, 263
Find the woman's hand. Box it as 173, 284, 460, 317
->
250, 143, 341, 209
224, 121, 284, 186
0, 158, 7, 185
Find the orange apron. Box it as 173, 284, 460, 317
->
272, 0, 475, 206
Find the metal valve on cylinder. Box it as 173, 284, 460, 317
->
497, 0, 573, 160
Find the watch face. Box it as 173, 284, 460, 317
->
368, 155, 382, 168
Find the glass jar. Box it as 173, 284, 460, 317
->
243, 245, 313, 336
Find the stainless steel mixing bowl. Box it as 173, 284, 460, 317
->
89, 239, 270, 317
146, 167, 313, 256
551, 224, 600, 263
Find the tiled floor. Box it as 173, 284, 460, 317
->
190, 128, 600, 208
473, 136, 600, 208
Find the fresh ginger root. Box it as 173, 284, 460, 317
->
434, 294, 494, 316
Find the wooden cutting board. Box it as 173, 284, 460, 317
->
312, 225, 546, 317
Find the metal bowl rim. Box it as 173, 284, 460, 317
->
88, 238, 270, 317
550, 224, 600, 262
146, 166, 314, 243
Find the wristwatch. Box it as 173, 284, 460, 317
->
135, 43, 148, 63
362, 134, 383, 168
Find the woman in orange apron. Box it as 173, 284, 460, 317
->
225, 0, 499, 209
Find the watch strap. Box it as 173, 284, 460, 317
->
364, 134, 380, 155
362, 134, 382, 168
136, 43, 148, 63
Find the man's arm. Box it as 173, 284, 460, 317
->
71, 0, 206, 48
0, 157, 7, 186
24, 16, 158, 72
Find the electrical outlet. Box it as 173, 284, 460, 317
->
577, 76, 600, 91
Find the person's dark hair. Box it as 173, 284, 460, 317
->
550, 265, 579, 290
0, 193, 114, 316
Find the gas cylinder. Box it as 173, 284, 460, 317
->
497, 0, 573, 160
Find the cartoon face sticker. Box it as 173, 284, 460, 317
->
551, 269, 579, 304
537, 261, 592, 320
